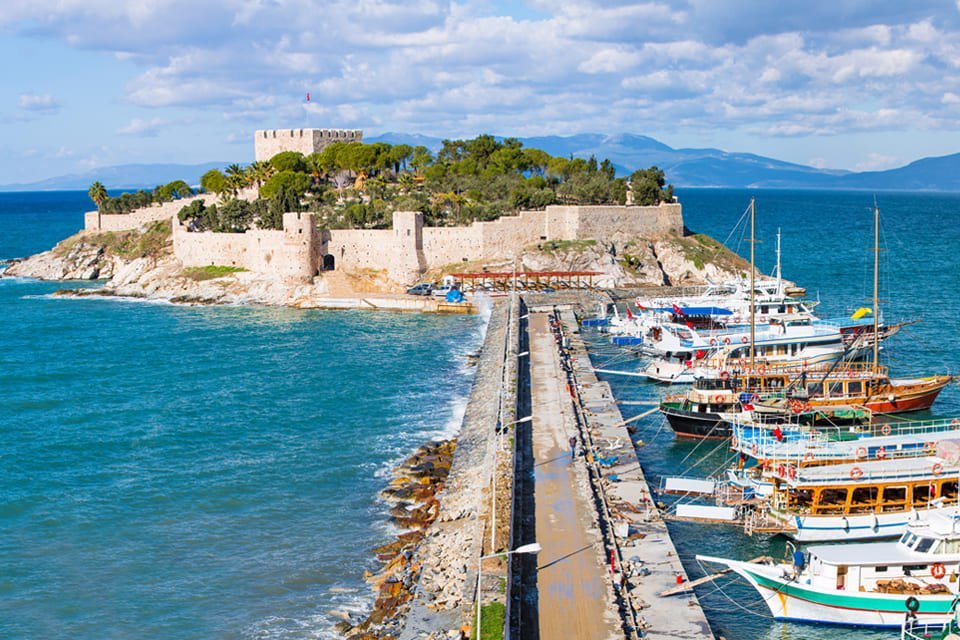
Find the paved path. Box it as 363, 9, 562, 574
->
529, 312, 622, 640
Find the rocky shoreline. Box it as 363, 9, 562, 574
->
334, 440, 457, 640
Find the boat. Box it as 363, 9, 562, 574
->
698, 509, 960, 627
660, 363, 951, 439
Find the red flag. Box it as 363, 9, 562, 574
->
773, 425, 783, 442
626, 307, 635, 319
685, 321, 694, 329
306, 92, 311, 102
673, 303, 685, 316
636, 302, 646, 311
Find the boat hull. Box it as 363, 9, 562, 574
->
699, 557, 959, 627
770, 509, 918, 542
661, 404, 730, 439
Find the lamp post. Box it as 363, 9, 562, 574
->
491, 414, 534, 551
476, 542, 542, 640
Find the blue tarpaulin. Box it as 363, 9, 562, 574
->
654, 306, 733, 316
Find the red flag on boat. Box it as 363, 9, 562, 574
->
306, 92, 311, 102
673, 303, 685, 316
626, 307, 635, 319
773, 425, 783, 442
686, 321, 694, 329
636, 302, 646, 311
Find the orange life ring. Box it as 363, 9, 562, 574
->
738, 358, 747, 367
788, 466, 798, 480
791, 402, 803, 414
927, 441, 937, 452
777, 465, 786, 477
731, 436, 738, 448
714, 394, 725, 404
710, 338, 718, 346
750, 393, 761, 403
758, 365, 767, 374
932, 563, 947, 580
876, 446, 887, 460
952, 418, 960, 428
933, 463, 944, 476
804, 451, 815, 462
802, 403, 812, 413
741, 336, 749, 344
881, 424, 892, 436
850, 466, 863, 479
723, 336, 731, 345
720, 370, 730, 381
761, 458, 771, 470
855, 447, 867, 459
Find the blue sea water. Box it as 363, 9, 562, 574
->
2, 188, 959, 639
587, 188, 960, 640
0, 191, 484, 639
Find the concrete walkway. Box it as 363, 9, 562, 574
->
529, 312, 622, 640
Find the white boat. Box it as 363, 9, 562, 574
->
699, 509, 960, 627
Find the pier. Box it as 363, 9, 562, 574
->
393, 292, 714, 640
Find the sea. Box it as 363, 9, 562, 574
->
1, 189, 959, 639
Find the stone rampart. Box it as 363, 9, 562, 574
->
254, 128, 363, 162
170, 203, 684, 286
85, 194, 218, 233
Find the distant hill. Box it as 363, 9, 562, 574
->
0, 162, 229, 192
7, 134, 960, 192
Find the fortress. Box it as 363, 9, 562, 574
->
254, 128, 363, 162
83, 127, 685, 286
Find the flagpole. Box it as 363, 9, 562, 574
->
749, 198, 756, 371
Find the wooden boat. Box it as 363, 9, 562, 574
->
699, 509, 960, 627
659, 363, 951, 439
761, 455, 960, 541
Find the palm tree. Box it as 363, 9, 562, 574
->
88, 181, 108, 210
225, 163, 249, 195
246, 161, 274, 189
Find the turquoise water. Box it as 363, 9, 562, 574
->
3, 189, 959, 639
587, 188, 960, 639
0, 191, 484, 639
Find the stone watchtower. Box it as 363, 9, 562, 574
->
390, 211, 426, 285
280, 212, 318, 282
254, 128, 363, 162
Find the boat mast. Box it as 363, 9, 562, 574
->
750, 198, 756, 370
775, 227, 782, 294
872, 199, 880, 375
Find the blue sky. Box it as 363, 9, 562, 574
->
3, 0, 960, 184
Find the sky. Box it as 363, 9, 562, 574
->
3, 0, 960, 184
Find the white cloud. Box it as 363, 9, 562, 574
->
854, 152, 900, 172
18, 93, 60, 113
116, 117, 167, 136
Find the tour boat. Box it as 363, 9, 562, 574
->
660, 365, 951, 439
760, 455, 960, 541
699, 509, 960, 627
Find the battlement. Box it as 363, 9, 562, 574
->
254, 128, 363, 162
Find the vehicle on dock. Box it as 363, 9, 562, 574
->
699, 509, 960, 627
406, 283, 434, 296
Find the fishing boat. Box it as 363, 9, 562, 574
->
698, 509, 960, 627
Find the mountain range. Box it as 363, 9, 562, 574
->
3, 134, 960, 192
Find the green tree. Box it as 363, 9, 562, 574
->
200, 169, 228, 195
88, 181, 108, 210
630, 166, 673, 205
269, 151, 308, 174
260, 170, 311, 199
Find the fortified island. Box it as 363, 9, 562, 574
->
5, 127, 746, 307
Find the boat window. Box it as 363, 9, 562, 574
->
900, 532, 917, 547
850, 487, 878, 513
848, 381, 863, 395
828, 382, 844, 396
816, 488, 848, 514
881, 486, 908, 512
943, 481, 959, 501
916, 538, 938, 554
790, 488, 815, 511
939, 539, 960, 554
806, 383, 823, 397
914, 484, 936, 506
875, 566, 888, 572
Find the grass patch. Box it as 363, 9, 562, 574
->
56, 220, 173, 260
182, 265, 248, 281
471, 602, 506, 640
540, 239, 597, 253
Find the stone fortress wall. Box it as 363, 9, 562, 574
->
84, 193, 219, 232
254, 128, 363, 162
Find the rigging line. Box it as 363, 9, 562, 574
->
694, 559, 779, 619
